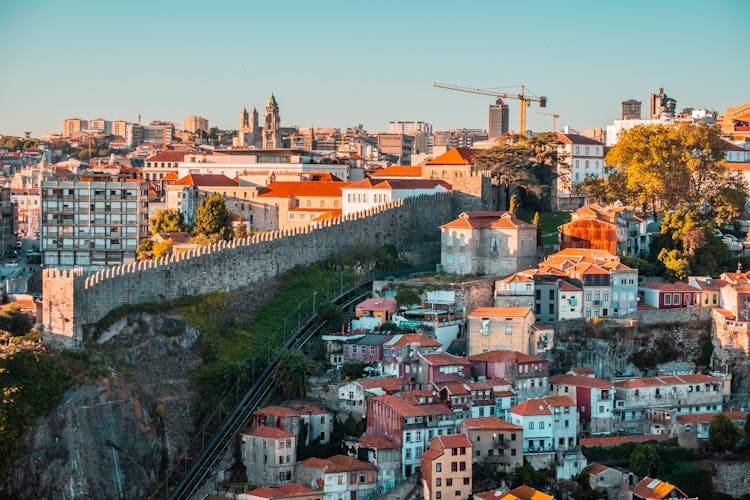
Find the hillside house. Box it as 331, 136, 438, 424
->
439, 211, 537, 276
458, 416, 523, 472
549, 373, 614, 435
639, 283, 700, 309
469, 350, 549, 401
467, 307, 535, 355
240, 426, 296, 487
296, 455, 377, 500
421, 434, 473, 500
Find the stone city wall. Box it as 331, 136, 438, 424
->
42, 194, 455, 347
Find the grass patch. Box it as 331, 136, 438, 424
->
517, 209, 571, 246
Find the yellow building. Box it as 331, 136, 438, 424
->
467, 307, 535, 355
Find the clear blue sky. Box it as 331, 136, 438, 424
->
1, 0, 748, 138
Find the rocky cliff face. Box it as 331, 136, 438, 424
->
7, 314, 202, 499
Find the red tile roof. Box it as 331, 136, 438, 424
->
369, 395, 452, 418
435, 433, 472, 450
511, 399, 552, 416
641, 282, 701, 293
557, 133, 604, 146
475, 485, 553, 500
371, 166, 423, 178
254, 406, 299, 417
440, 211, 534, 230
426, 147, 481, 165
614, 373, 721, 389
549, 374, 613, 390
420, 352, 470, 367
345, 178, 451, 191
146, 151, 194, 162
176, 174, 237, 187
631, 477, 686, 499
247, 483, 318, 498
468, 306, 532, 318
299, 454, 376, 473
468, 349, 544, 364
285, 402, 329, 415
387, 333, 442, 349
460, 416, 522, 431
357, 377, 404, 392
580, 433, 669, 447
259, 181, 349, 198
356, 298, 398, 311
675, 410, 746, 424
587, 463, 613, 475
358, 435, 400, 449
245, 425, 295, 439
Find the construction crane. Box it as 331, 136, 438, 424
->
433, 81, 547, 135
537, 111, 560, 131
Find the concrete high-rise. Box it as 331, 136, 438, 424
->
387, 121, 432, 135
488, 99, 509, 139
649, 88, 677, 119
620, 99, 642, 120
183, 115, 209, 134
62, 117, 87, 137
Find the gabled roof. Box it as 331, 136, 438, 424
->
587, 463, 615, 475
259, 181, 349, 198
426, 147, 480, 165
246, 483, 318, 499
345, 178, 451, 191
440, 211, 534, 230
640, 282, 701, 293
557, 133, 604, 146
356, 298, 398, 311
675, 410, 746, 424
175, 174, 237, 187
356, 377, 404, 392
468, 307, 532, 318
254, 406, 299, 418
420, 352, 471, 367
631, 477, 687, 499
298, 454, 377, 473
369, 395, 452, 418
371, 166, 423, 178
244, 425, 295, 439
358, 434, 400, 449
510, 396, 575, 417
344, 334, 392, 346
146, 150, 194, 162
475, 485, 553, 500
614, 373, 721, 389
434, 433, 472, 450
460, 416, 523, 431
468, 349, 544, 364
549, 374, 613, 390
385, 333, 442, 349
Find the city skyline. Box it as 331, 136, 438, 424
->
0, 0, 748, 137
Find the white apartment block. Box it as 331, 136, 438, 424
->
555, 133, 606, 210
41, 180, 149, 268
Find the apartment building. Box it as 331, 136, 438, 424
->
548, 373, 614, 435
40, 178, 148, 268
458, 416, 523, 472
555, 133, 606, 210
240, 426, 297, 487
467, 307, 535, 356
421, 434, 473, 500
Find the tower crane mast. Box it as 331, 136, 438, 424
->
433, 81, 547, 136
537, 111, 560, 131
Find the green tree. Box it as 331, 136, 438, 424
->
150, 208, 186, 234
745, 412, 750, 437
532, 211, 542, 248
136, 239, 153, 261
395, 287, 421, 307
709, 413, 741, 452
604, 123, 747, 221
152, 239, 173, 258
509, 193, 520, 214
273, 349, 321, 397
318, 303, 344, 329
233, 222, 249, 239
476, 132, 560, 211
194, 194, 233, 240
629, 443, 660, 477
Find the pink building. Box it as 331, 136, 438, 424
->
418, 352, 471, 385
639, 282, 700, 309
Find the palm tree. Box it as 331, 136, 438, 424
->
273, 349, 321, 397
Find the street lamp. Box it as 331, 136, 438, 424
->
313, 291, 318, 315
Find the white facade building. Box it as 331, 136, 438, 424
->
341, 178, 449, 216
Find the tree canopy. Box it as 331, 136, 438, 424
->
149, 208, 187, 234
709, 413, 741, 452
629, 443, 660, 477
655, 210, 731, 280
273, 349, 321, 397
194, 194, 233, 240
601, 123, 747, 223
475, 132, 561, 211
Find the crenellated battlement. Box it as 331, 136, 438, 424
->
42, 193, 453, 347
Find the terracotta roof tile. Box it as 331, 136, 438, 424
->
468, 349, 543, 364
146, 151, 195, 162
254, 406, 299, 417
175, 174, 237, 187
356, 298, 398, 311
440, 211, 534, 230
259, 181, 349, 198
426, 147, 480, 166
460, 416, 522, 431
675, 410, 746, 424
385, 333, 442, 349
435, 433, 472, 450
580, 434, 669, 447
549, 374, 613, 390
247, 483, 318, 498
631, 477, 685, 499
358, 435, 400, 449
371, 166, 423, 178
468, 307, 532, 318
245, 425, 295, 439
420, 352, 470, 367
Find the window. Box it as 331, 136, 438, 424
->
673, 293, 680, 305
539, 421, 545, 429
459, 462, 466, 471
529, 421, 534, 429
664, 294, 671, 305
436, 479, 441, 486
455, 491, 461, 497
436, 493, 441, 499
585, 291, 592, 301
464, 478, 470, 485
436, 463, 442, 472
447, 235, 453, 247
451, 462, 458, 472
447, 479, 453, 486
